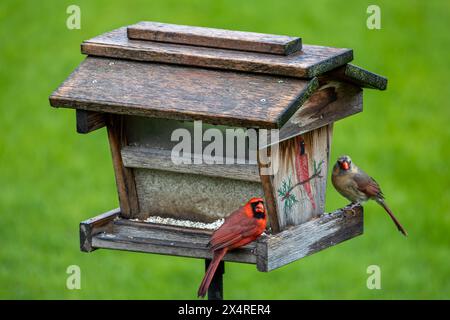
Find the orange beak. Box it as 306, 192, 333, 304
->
255, 202, 265, 213
341, 161, 349, 170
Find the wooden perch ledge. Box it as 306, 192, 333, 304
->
80, 205, 363, 272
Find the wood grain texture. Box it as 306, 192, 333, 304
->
106, 115, 139, 218
81, 27, 353, 78
80, 208, 119, 252
76, 109, 105, 134
256, 205, 363, 271
276, 77, 319, 127
323, 63, 387, 90
257, 147, 281, 234
133, 168, 264, 222
91, 218, 257, 264
81, 205, 363, 271
50, 56, 313, 129
263, 81, 362, 146
271, 125, 333, 230
127, 21, 302, 55
121, 146, 260, 182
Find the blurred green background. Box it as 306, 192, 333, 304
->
1, 0, 449, 299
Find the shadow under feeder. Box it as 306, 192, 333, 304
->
50, 21, 386, 285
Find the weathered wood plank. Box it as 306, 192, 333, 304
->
121, 146, 260, 182
323, 63, 387, 90
257, 147, 281, 234
76, 109, 105, 134
50, 56, 313, 129
80, 208, 119, 252
81, 27, 353, 78
106, 115, 140, 218
91, 218, 257, 264
276, 77, 319, 127
256, 205, 363, 271
270, 81, 362, 146
81, 206, 363, 270
127, 21, 302, 55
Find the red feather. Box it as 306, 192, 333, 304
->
197, 198, 266, 298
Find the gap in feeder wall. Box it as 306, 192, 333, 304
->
124, 115, 258, 164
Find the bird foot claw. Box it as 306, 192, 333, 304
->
343, 203, 360, 216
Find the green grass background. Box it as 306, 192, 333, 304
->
1, 0, 449, 299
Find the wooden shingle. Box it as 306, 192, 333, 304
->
50, 56, 318, 128
81, 27, 353, 78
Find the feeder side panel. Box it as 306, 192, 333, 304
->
106, 115, 140, 218
272, 124, 333, 229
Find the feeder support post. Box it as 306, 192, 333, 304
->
205, 259, 225, 300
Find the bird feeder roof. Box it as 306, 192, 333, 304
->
50, 22, 386, 129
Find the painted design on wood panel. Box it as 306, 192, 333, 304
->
277, 158, 324, 217
273, 125, 332, 229
277, 175, 299, 217
294, 137, 320, 209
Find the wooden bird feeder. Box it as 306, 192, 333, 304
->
50, 22, 387, 275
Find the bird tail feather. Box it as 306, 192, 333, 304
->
197, 249, 227, 298
376, 198, 408, 237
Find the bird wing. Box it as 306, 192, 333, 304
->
209, 207, 259, 251
353, 172, 383, 199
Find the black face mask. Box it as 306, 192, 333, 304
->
251, 201, 265, 219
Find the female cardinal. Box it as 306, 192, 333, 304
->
197, 197, 266, 298
331, 155, 407, 236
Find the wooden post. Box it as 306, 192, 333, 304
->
106, 115, 140, 219
205, 259, 225, 300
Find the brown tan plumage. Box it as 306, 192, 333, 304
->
331, 155, 407, 236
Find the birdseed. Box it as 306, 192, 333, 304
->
130, 216, 224, 230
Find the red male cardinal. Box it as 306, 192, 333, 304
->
197, 197, 267, 298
